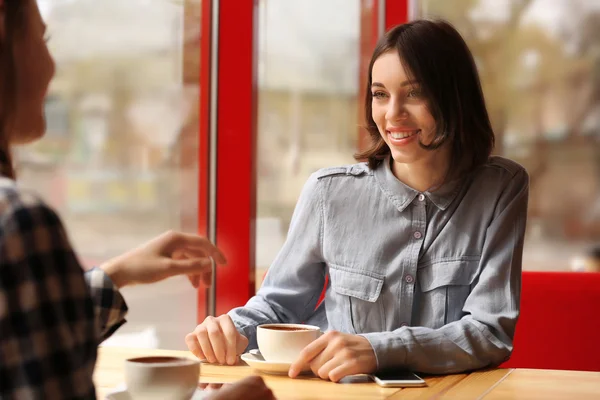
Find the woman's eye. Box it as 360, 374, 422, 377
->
407, 89, 423, 98
372, 91, 387, 99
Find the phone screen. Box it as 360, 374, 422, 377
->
371, 369, 426, 387
373, 370, 423, 381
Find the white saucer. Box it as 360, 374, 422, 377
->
105, 384, 209, 400
240, 351, 312, 375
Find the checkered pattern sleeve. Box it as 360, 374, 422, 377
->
0, 185, 127, 399
83, 267, 128, 342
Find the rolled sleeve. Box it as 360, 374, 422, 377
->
360, 331, 408, 370
84, 267, 128, 342
228, 173, 327, 347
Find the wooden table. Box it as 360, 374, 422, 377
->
95, 347, 600, 399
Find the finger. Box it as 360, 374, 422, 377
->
289, 336, 328, 378
179, 251, 212, 287
243, 376, 275, 400
327, 358, 362, 383
170, 257, 213, 275
206, 320, 228, 364
213, 376, 272, 400
201, 269, 213, 286
315, 357, 343, 381
239, 376, 272, 392
219, 316, 242, 365
196, 326, 217, 364
236, 333, 249, 356
172, 248, 186, 259
185, 332, 205, 360
308, 350, 332, 378
184, 248, 226, 267
187, 274, 200, 288
180, 248, 209, 259
177, 233, 228, 264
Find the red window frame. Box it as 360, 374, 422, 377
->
197, 0, 258, 320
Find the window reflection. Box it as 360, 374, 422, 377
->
19, 0, 202, 350
256, 0, 363, 287
417, 0, 600, 271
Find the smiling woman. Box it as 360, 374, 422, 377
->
187, 19, 530, 382
358, 19, 495, 191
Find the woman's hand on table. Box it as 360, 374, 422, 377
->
186, 314, 249, 365
289, 331, 377, 382
206, 376, 276, 400
100, 230, 226, 288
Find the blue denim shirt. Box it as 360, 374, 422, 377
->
229, 156, 529, 374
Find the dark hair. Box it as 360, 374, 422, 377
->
356, 19, 495, 178
0, 0, 26, 179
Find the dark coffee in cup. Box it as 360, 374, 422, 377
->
257, 324, 322, 363
128, 356, 183, 364
125, 356, 200, 400
263, 326, 311, 332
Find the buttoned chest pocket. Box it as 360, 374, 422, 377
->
328, 265, 385, 334
415, 257, 480, 329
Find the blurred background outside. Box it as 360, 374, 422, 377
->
20, 0, 599, 350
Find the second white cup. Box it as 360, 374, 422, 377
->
256, 323, 321, 364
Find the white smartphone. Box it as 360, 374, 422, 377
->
371, 369, 427, 388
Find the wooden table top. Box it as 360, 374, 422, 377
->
94, 346, 600, 399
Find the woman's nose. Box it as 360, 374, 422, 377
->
386, 100, 409, 122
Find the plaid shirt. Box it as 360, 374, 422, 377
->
0, 178, 128, 399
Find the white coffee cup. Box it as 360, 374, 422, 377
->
256, 323, 321, 364
124, 356, 200, 400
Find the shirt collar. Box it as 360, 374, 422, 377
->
373, 156, 462, 212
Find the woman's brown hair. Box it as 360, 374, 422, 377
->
0, 0, 26, 179
356, 19, 495, 178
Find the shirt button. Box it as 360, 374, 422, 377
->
405, 274, 414, 284
413, 231, 422, 239
418, 194, 425, 201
